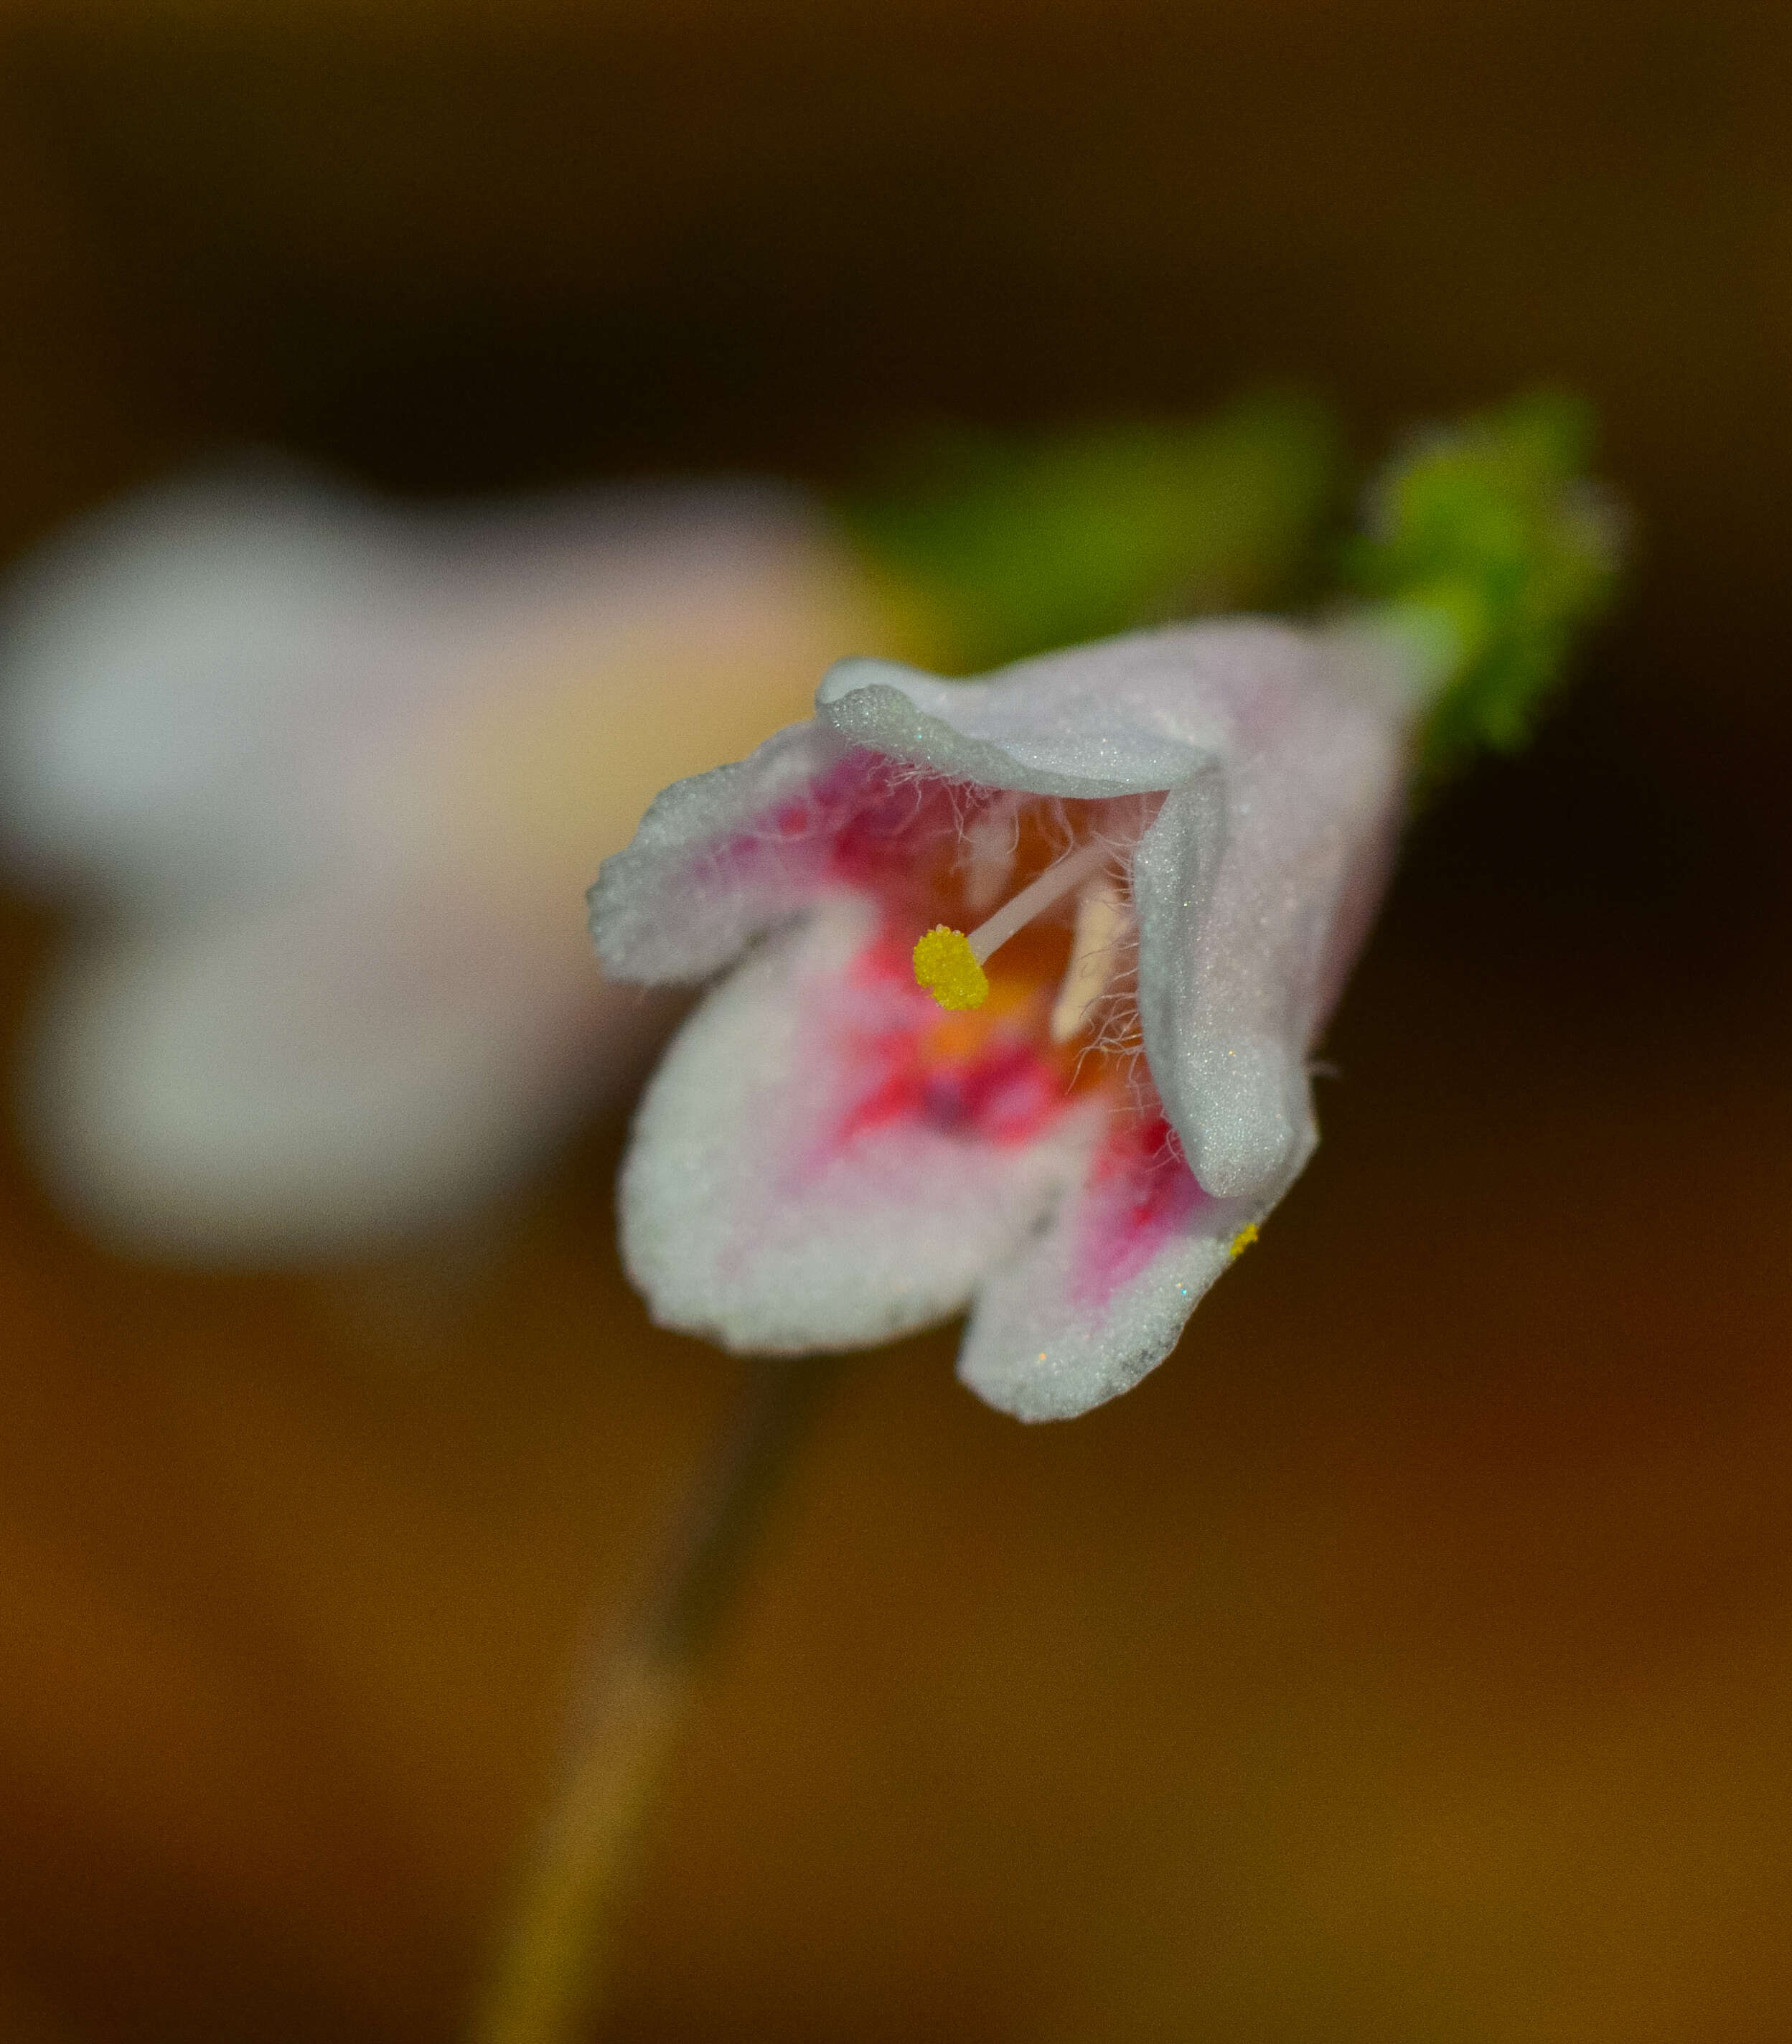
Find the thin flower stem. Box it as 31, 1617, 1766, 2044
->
469, 1356, 832, 2044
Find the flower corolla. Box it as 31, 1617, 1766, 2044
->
593, 619, 1433, 1420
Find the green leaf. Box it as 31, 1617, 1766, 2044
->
840, 392, 1346, 674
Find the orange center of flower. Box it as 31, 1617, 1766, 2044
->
778, 758, 1160, 1133
901, 794, 1146, 1084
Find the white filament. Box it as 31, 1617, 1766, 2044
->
965, 840, 1110, 964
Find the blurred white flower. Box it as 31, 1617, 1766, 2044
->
0, 462, 886, 1260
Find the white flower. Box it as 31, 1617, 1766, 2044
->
593, 619, 1435, 1420
0, 464, 884, 1259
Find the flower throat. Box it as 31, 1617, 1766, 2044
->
910, 800, 1142, 1050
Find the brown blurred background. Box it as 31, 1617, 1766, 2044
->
2, 2, 1791, 2038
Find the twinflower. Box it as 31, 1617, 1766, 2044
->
592, 394, 1619, 1419
594, 621, 1433, 1418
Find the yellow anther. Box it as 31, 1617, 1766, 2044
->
912, 925, 990, 1011
1228, 1223, 1259, 1260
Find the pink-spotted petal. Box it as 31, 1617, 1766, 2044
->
957, 1120, 1255, 1421
620, 895, 1105, 1353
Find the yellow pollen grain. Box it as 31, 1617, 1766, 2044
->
912, 926, 990, 1011
1228, 1224, 1259, 1260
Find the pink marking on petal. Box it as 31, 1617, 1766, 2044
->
708, 749, 965, 904
834, 1003, 1073, 1153
715, 756, 1173, 1214
775, 924, 1087, 1170
1071, 1114, 1211, 1311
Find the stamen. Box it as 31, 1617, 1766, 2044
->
1049, 880, 1128, 1044
912, 926, 989, 1011
914, 840, 1112, 1011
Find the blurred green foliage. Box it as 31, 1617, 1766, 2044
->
845, 388, 1619, 781
1343, 390, 1623, 776
840, 392, 1346, 674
